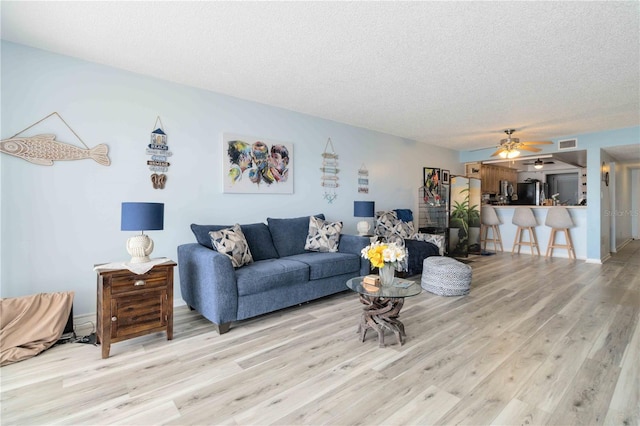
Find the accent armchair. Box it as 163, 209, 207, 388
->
374, 209, 443, 275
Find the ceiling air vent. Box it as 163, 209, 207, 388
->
558, 138, 577, 150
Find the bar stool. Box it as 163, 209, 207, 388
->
512, 208, 540, 256
545, 208, 576, 259
480, 206, 503, 252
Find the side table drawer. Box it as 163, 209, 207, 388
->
111, 269, 168, 294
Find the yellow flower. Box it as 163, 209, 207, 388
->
367, 246, 385, 268
361, 241, 406, 269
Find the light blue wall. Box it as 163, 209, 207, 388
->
460, 126, 640, 261
0, 41, 461, 314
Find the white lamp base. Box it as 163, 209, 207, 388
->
126, 234, 154, 264
357, 220, 371, 236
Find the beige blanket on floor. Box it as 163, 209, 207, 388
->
0, 292, 74, 367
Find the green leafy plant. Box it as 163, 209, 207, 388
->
449, 185, 481, 256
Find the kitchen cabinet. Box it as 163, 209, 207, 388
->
466, 162, 517, 193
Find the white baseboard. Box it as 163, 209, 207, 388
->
616, 238, 633, 251
585, 258, 603, 264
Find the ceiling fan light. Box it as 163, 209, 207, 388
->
499, 151, 508, 158
507, 150, 520, 159
534, 159, 544, 169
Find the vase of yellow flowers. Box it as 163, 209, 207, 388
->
361, 241, 407, 286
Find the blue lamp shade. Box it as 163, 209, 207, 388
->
121, 202, 164, 231
354, 201, 375, 218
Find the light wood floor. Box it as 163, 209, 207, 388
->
2, 241, 638, 425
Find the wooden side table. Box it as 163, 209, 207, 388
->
96, 261, 176, 358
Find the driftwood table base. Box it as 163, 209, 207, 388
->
357, 294, 406, 347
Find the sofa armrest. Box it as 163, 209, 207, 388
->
338, 234, 371, 276
177, 243, 238, 325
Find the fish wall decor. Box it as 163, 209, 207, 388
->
0, 134, 110, 166
0, 112, 111, 166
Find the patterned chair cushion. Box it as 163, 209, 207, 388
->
374, 210, 400, 241
375, 210, 415, 242
209, 224, 254, 268
392, 220, 415, 239
304, 216, 343, 252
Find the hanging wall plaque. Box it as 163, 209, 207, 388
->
320, 137, 339, 203
358, 163, 369, 194
147, 116, 172, 189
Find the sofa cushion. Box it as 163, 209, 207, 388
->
209, 224, 253, 268
267, 214, 325, 258
286, 252, 361, 280
304, 216, 342, 252
235, 258, 310, 296
191, 222, 278, 261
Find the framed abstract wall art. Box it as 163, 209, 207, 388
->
222, 133, 293, 194
423, 167, 440, 194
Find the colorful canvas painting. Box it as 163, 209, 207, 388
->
423, 167, 440, 194
222, 133, 293, 194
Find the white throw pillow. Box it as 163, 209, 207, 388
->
304, 216, 343, 252
209, 224, 253, 268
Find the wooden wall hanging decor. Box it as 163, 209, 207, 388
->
320, 137, 339, 203
0, 112, 110, 166
147, 116, 172, 189
358, 163, 369, 194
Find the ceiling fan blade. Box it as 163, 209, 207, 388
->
490, 148, 504, 157
519, 146, 542, 152
520, 141, 553, 145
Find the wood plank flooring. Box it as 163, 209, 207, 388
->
2, 241, 638, 425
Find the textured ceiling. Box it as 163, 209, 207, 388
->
1, 1, 639, 152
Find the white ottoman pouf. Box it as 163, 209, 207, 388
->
421, 256, 472, 296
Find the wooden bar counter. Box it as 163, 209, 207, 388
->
488, 205, 587, 259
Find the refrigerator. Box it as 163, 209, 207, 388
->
515, 182, 548, 206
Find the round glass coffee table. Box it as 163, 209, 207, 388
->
346, 276, 422, 347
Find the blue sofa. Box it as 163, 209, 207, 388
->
177, 215, 370, 334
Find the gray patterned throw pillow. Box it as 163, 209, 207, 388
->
209, 224, 253, 268
304, 216, 342, 252
392, 220, 415, 239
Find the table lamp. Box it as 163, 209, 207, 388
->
121, 202, 164, 263
354, 201, 375, 236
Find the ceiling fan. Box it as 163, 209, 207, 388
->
522, 158, 554, 169
490, 129, 553, 158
